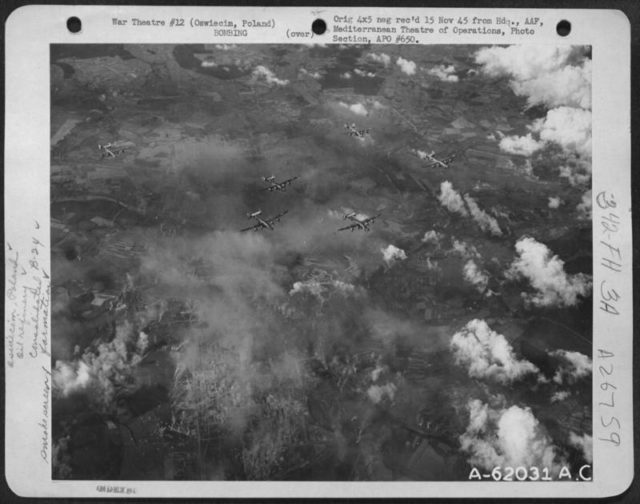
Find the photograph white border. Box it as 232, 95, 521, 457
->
4, 5, 633, 498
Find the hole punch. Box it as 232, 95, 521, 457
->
311, 18, 327, 35
556, 20, 571, 37
67, 16, 82, 34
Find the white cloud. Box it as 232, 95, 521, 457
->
569, 432, 593, 464
53, 360, 91, 397
439, 181, 468, 216
333, 280, 357, 295
414, 149, 429, 160
500, 107, 591, 159
350, 103, 368, 116
439, 182, 501, 235
512, 59, 591, 110
464, 195, 502, 236
476, 46, 591, 164
476, 45, 574, 81
367, 383, 397, 404
368, 52, 391, 66
463, 260, 489, 293
577, 190, 592, 220
475, 45, 591, 109
339, 101, 368, 116
548, 197, 561, 209
559, 164, 591, 186
550, 390, 571, 402
531, 107, 592, 159
52, 321, 146, 406
252, 65, 289, 86
289, 279, 357, 303
424, 257, 439, 272
499, 133, 544, 156
452, 239, 479, 259
460, 400, 563, 472
428, 64, 459, 82
396, 57, 417, 75
354, 68, 376, 78
289, 279, 324, 298
299, 68, 321, 79
371, 365, 385, 382
451, 319, 540, 384
422, 229, 442, 245
381, 245, 407, 266
507, 237, 592, 308
522, 159, 535, 177
137, 331, 149, 354
551, 349, 592, 385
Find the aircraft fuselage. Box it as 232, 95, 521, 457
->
257, 217, 274, 230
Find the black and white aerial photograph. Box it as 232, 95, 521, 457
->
50, 43, 593, 481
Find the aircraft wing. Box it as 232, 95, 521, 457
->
338, 222, 360, 232
262, 177, 297, 191
240, 222, 264, 232
112, 140, 136, 149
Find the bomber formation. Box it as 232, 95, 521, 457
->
50, 43, 593, 482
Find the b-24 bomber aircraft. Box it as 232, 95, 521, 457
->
338, 212, 381, 232
241, 209, 289, 232
344, 123, 370, 139
414, 149, 456, 168
261, 175, 298, 192
98, 140, 135, 159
